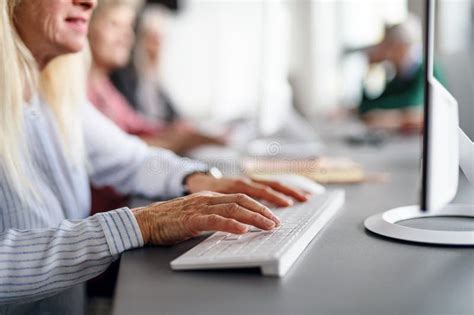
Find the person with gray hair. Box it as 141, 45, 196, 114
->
359, 14, 445, 132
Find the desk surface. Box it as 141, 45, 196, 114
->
113, 129, 474, 315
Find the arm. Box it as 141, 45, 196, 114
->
82, 101, 207, 199
0, 208, 143, 304
141, 129, 226, 155
82, 102, 303, 203
359, 75, 424, 115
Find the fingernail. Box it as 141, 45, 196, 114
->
272, 215, 281, 225
240, 225, 249, 233
265, 220, 276, 229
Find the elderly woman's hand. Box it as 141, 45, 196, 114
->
185, 174, 309, 207
133, 191, 281, 245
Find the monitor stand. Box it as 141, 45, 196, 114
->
364, 204, 474, 245
364, 129, 474, 246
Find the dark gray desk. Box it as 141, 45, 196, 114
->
113, 133, 474, 315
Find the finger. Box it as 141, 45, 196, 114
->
252, 179, 309, 202
192, 214, 248, 234
207, 204, 276, 230
240, 182, 294, 207
206, 193, 280, 224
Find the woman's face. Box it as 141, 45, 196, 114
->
14, 0, 96, 68
88, 5, 136, 72
143, 29, 162, 62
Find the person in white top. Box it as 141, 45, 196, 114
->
0, 0, 308, 307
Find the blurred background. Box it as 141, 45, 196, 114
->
140, 0, 473, 137
86, 2, 473, 311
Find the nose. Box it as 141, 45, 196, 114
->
73, 0, 97, 11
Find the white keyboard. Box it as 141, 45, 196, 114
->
170, 190, 345, 277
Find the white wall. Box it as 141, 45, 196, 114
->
159, 0, 291, 135
157, 0, 409, 124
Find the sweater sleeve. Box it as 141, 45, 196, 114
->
0, 208, 143, 304
82, 101, 208, 199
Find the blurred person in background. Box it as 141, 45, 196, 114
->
87, 0, 225, 212
358, 14, 445, 133
111, 5, 229, 150
88, 0, 223, 154
132, 6, 180, 125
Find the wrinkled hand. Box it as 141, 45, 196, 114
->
185, 174, 309, 207
133, 191, 281, 245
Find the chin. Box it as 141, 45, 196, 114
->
59, 38, 86, 54
115, 56, 131, 68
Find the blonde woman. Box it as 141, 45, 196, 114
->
0, 0, 307, 307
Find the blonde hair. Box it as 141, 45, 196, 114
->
0, 0, 87, 198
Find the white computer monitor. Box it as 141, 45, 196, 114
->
364, 0, 473, 245
420, 0, 473, 212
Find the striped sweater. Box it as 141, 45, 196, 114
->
0, 96, 205, 306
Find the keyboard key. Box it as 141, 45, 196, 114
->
224, 234, 241, 241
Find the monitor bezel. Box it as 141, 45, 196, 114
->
421, 0, 435, 211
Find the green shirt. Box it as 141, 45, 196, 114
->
359, 63, 445, 115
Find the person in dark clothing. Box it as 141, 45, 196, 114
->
359, 15, 445, 132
